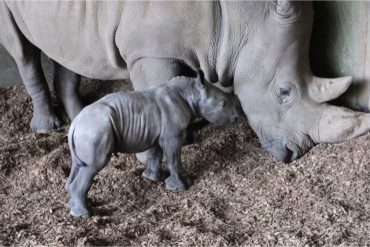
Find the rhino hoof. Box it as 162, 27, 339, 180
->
70, 206, 91, 218
65, 183, 70, 193
135, 152, 148, 164
142, 168, 162, 182
165, 175, 189, 192
31, 114, 61, 133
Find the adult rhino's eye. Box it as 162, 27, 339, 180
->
276, 84, 296, 105
279, 88, 290, 97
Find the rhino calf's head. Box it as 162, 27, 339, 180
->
193, 70, 241, 126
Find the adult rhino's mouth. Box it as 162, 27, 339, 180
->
261, 136, 315, 163
262, 138, 297, 163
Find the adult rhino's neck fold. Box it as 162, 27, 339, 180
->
171, 80, 201, 118
190, 1, 222, 84
216, 1, 269, 86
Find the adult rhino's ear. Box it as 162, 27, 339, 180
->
275, 0, 299, 20
196, 69, 205, 86
308, 76, 352, 103
194, 69, 206, 92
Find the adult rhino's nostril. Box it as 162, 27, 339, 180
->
262, 139, 293, 163
289, 148, 299, 162
277, 146, 293, 163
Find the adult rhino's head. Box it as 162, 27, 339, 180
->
231, 1, 369, 163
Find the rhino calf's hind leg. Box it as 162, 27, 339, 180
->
142, 144, 164, 181
16, 47, 60, 132
68, 165, 100, 218
53, 62, 83, 121
67, 112, 114, 217
65, 158, 79, 192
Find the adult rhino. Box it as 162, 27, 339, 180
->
0, 1, 369, 163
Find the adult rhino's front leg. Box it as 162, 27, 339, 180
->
16, 46, 61, 133
129, 57, 195, 164
0, 1, 59, 132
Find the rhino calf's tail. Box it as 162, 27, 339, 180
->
65, 118, 86, 192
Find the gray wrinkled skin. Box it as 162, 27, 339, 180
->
65, 72, 240, 218
1, 1, 370, 162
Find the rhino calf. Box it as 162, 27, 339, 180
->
65, 71, 241, 218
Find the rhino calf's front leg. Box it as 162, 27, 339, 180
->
160, 134, 189, 192
142, 144, 164, 181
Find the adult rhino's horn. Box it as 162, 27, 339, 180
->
308, 76, 352, 103
309, 105, 370, 144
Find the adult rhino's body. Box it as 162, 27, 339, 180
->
1, 1, 369, 162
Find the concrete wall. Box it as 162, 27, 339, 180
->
310, 1, 370, 111
0, 47, 22, 87
0, 48, 52, 87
